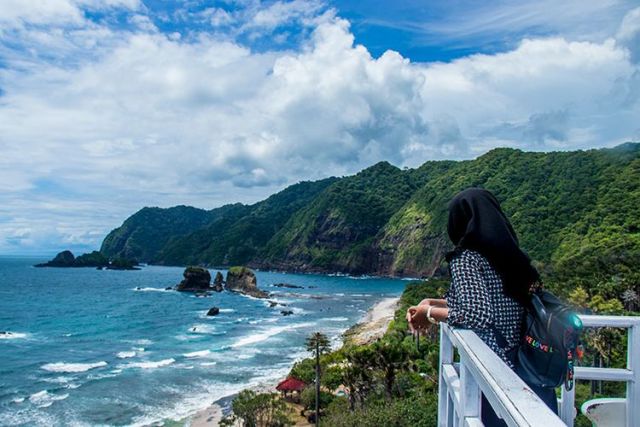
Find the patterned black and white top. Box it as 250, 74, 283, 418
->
446, 249, 524, 368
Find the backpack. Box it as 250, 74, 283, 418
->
515, 290, 583, 390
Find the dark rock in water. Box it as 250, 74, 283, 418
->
214, 271, 224, 286
281, 310, 294, 316
176, 266, 212, 292
206, 307, 220, 316
225, 266, 268, 298
35, 250, 137, 269
35, 250, 76, 267
211, 271, 224, 292
165, 286, 173, 291
272, 283, 304, 289
268, 300, 287, 307
107, 257, 140, 270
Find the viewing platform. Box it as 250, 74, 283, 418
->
437, 315, 640, 426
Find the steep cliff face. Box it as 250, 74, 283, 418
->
256, 161, 426, 274
100, 143, 640, 280
100, 205, 230, 262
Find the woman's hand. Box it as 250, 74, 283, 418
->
406, 304, 431, 332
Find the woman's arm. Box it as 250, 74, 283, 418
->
419, 298, 448, 308
447, 254, 493, 329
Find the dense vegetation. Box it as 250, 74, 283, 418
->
101, 143, 640, 312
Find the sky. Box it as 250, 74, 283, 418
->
0, 0, 639, 255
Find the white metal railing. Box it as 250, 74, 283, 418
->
438, 323, 563, 427
437, 314, 640, 427
559, 315, 640, 426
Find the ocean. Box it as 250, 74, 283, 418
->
0, 256, 409, 426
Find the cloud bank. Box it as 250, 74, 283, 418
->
0, 1, 638, 253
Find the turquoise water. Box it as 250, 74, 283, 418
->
0, 256, 408, 426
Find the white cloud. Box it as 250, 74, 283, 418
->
0, 3, 638, 252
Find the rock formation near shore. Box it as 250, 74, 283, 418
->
213, 271, 224, 292
225, 267, 268, 298
176, 266, 212, 292
35, 250, 139, 270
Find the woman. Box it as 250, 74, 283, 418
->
406, 188, 556, 425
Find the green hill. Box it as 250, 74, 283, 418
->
101, 143, 640, 303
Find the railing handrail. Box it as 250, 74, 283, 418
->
438, 323, 565, 426
438, 314, 640, 427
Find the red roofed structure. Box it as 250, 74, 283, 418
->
276, 377, 306, 401
276, 377, 306, 392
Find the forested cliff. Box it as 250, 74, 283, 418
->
102, 143, 639, 302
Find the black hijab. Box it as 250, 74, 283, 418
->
446, 188, 539, 305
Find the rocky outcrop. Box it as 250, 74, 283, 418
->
206, 307, 220, 316
35, 250, 138, 270
225, 266, 268, 298
35, 250, 76, 267
213, 271, 224, 292
176, 266, 212, 292
272, 283, 304, 289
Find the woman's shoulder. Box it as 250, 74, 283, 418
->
449, 249, 490, 269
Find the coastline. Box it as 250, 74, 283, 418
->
183, 296, 401, 427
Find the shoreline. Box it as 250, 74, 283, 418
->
183, 296, 401, 427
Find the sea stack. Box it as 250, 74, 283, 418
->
225, 267, 268, 298
212, 271, 224, 292
176, 266, 212, 292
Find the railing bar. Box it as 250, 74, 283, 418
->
578, 315, 640, 328
574, 366, 634, 381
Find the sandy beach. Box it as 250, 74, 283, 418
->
182, 296, 400, 426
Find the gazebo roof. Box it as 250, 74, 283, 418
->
276, 376, 306, 392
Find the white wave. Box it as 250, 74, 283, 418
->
42, 375, 71, 383
134, 339, 153, 345
132, 287, 173, 293
219, 308, 235, 313
183, 350, 211, 358
188, 324, 217, 334
181, 365, 194, 370
29, 390, 69, 408
200, 362, 217, 367
324, 317, 349, 322
41, 361, 107, 373
134, 347, 146, 352
231, 322, 314, 348
117, 351, 137, 359
0, 331, 28, 340
122, 358, 175, 370
12, 397, 25, 404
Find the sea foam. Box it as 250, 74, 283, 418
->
122, 358, 175, 369
0, 331, 28, 340
183, 350, 211, 358
117, 351, 137, 359
41, 361, 107, 373
29, 390, 69, 408
231, 322, 314, 348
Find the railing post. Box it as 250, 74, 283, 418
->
627, 323, 639, 427
460, 354, 481, 423
560, 385, 575, 425
439, 324, 454, 427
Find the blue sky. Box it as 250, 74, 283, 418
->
0, 0, 639, 255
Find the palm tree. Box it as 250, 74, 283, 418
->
306, 332, 331, 425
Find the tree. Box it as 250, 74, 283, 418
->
371, 335, 412, 400
224, 390, 292, 427
306, 332, 331, 425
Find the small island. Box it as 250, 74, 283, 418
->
35, 250, 140, 270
